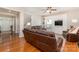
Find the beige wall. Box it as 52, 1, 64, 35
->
67, 10, 79, 28
44, 9, 79, 34
45, 13, 67, 34
31, 15, 43, 26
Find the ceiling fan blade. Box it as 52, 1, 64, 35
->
41, 7, 57, 14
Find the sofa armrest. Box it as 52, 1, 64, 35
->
57, 37, 66, 52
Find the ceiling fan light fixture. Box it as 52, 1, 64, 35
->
47, 10, 50, 13
42, 7, 57, 14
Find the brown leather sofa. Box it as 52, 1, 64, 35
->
67, 29, 79, 42
31, 26, 46, 30
23, 28, 64, 52
67, 33, 78, 42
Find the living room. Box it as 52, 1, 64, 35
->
0, 7, 79, 52
1, 0, 79, 58
22, 7, 79, 52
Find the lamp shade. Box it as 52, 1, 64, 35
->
27, 22, 31, 25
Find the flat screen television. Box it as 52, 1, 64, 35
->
55, 20, 63, 26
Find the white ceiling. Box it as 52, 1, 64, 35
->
19, 7, 79, 15
0, 7, 79, 16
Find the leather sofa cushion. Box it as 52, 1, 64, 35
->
24, 28, 37, 32
24, 28, 55, 37
36, 30, 55, 37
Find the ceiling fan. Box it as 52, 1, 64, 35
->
42, 7, 57, 14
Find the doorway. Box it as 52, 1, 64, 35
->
0, 16, 19, 43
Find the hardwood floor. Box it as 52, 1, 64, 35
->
64, 42, 79, 52
0, 34, 40, 52
0, 33, 79, 52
